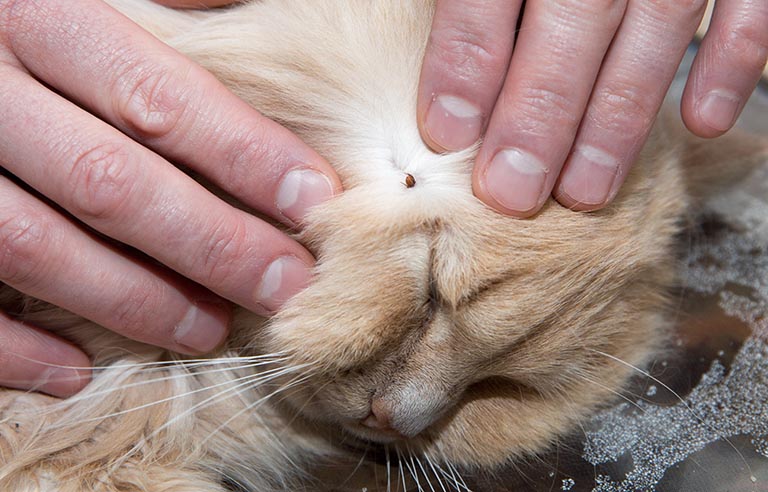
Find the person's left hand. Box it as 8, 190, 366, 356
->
418, 0, 768, 217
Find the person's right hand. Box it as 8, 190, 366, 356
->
0, 0, 341, 397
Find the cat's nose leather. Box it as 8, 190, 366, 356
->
360, 398, 405, 438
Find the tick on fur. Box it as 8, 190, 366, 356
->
405, 173, 416, 188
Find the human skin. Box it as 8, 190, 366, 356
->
0, 0, 342, 397
418, 0, 768, 216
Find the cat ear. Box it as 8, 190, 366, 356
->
669, 112, 768, 205
106, 0, 208, 41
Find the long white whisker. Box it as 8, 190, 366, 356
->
39, 358, 287, 415
402, 446, 423, 492
10, 352, 286, 371
590, 349, 755, 481
386, 446, 392, 492
112, 365, 310, 473
444, 459, 470, 492
49, 365, 295, 429
424, 455, 448, 492
574, 373, 647, 414
198, 371, 314, 448
413, 452, 436, 492
396, 446, 407, 492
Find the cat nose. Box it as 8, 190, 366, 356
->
360, 398, 406, 438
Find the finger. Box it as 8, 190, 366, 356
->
418, 0, 521, 152
0, 67, 313, 316
0, 312, 90, 398
2, 0, 341, 228
152, 0, 237, 8
473, 0, 628, 217
682, 0, 768, 138
555, 0, 707, 210
0, 175, 229, 354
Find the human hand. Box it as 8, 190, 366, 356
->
0, 0, 341, 397
418, 0, 768, 216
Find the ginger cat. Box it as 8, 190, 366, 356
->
0, 1, 765, 490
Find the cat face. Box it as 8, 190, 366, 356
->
262, 135, 684, 465
129, 0, 688, 467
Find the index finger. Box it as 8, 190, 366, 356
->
2, 0, 342, 227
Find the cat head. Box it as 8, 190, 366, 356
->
115, 0, 765, 467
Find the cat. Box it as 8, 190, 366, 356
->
0, 1, 766, 491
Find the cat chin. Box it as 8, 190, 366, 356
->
342, 424, 406, 444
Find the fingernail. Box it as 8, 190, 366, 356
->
276, 168, 335, 225
256, 255, 312, 313
425, 94, 483, 151
697, 89, 741, 133
484, 148, 548, 213
174, 301, 230, 353
558, 145, 620, 206
36, 366, 91, 398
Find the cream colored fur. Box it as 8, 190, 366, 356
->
0, 1, 766, 490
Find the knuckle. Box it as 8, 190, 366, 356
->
0, 212, 50, 287
559, 0, 626, 17
0, 0, 27, 40
513, 83, 582, 132
222, 128, 282, 197
646, 0, 706, 18
589, 82, 657, 132
109, 281, 159, 339
113, 61, 190, 140
196, 216, 249, 288
67, 142, 136, 221
720, 26, 768, 73
429, 25, 506, 81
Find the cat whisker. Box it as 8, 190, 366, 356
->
281, 378, 332, 431
589, 349, 756, 481
411, 450, 437, 492
588, 349, 686, 403
112, 366, 313, 475
10, 352, 287, 372
197, 371, 315, 449
439, 456, 470, 492
396, 446, 407, 492
423, 454, 448, 492
385, 446, 392, 492
337, 441, 369, 490
24, 358, 288, 419
571, 372, 647, 414
48, 364, 302, 430
402, 446, 423, 492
